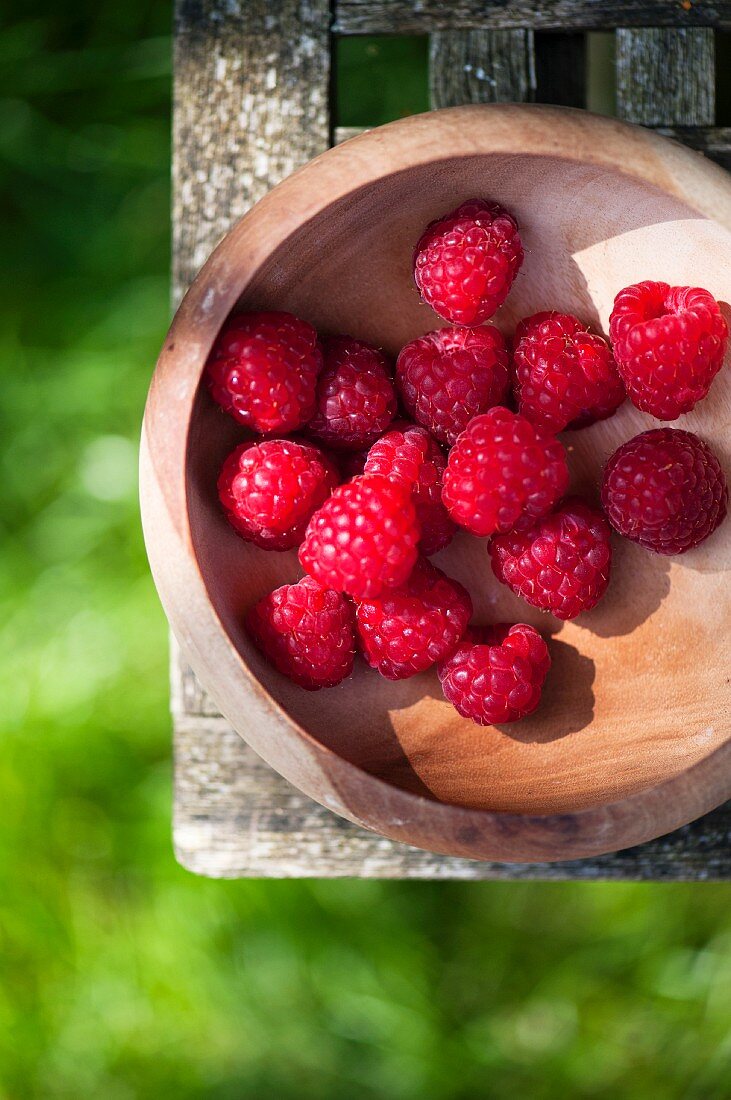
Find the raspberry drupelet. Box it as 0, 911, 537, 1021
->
413, 199, 523, 325
205, 310, 322, 434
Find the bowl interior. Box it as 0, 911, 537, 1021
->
186, 150, 731, 815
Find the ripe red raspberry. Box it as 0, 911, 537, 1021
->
601, 428, 728, 555
442, 407, 569, 538
438, 623, 550, 725
206, 311, 322, 434
218, 438, 338, 550
489, 498, 611, 620
413, 199, 523, 325
513, 311, 625, 432
355, 557, 472, 680
306, 335, 397, 450
609, 281, 728, 419
396, 325, 510, 446
364, 421, 455, 555
299, 475, 420, 599
246, 576, 355, 690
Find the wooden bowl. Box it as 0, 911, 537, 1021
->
141, 105, 731, 863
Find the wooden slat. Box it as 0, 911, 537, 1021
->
170, 0, 331, 677
334, 1, 731, 35
171, 0, 332, 874
174, 716, 731, 879
616, 28, 716, 126
429, 29, 536, 106
535, 32, 586, 106
172, 0, 330, 305
171, 638, 221, 718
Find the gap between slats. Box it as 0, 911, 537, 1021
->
427, 29, 587, 109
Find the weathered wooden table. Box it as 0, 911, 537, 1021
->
171, 0, 731, 879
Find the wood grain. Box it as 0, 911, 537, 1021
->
429, 30, 536, 107
146, 106, 731, 865
173, 716, 731, 879
333, 1, 731, 34
172, 0, 330, 304
616, 28, 715, 127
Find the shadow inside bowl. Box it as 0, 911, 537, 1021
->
499, 638, 596, 743
579, 537, 672, 639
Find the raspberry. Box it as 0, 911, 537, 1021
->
438, 623, 550, 725
306, 335, 397, 450
218, 438, 338, 550
413, 199, 523, 325
489, 498, 611, 620
609, 281, 728, 419
205, 311, 322, 434
396, 325, 510, 446
442, 407, 569, 537
355, 557, 472, 680
601, 428, 728, 555
513, 311, 625, 432
246, 576, 355, 690
364, 421, 455, 555
299, 475, 420, 599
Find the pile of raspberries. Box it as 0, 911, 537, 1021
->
205, 198, 728, 727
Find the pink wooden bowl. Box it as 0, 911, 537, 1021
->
141, 105, 731, 863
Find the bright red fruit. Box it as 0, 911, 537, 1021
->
438, 623, 550, 725
355, 558, 472, 680
206, 311, 322, 434
299, 475, 420, 600
513, 311, 625, 432
246, 576, 356, 690
364, 421, 455, 555
609, 281, 727, 419
489, 498, 611, 620
218, 438, 338, 550
601, 428, 727, 555
413, 199, 523, 325
442, 407, 569, 537
396, 325, 510, 446
306, 335, 397, 450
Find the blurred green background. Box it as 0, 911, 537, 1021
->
1, 3, 730, 1096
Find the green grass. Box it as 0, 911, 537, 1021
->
1, 4, 730, 1096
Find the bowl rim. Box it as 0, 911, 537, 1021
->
140, 103, 731, 862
